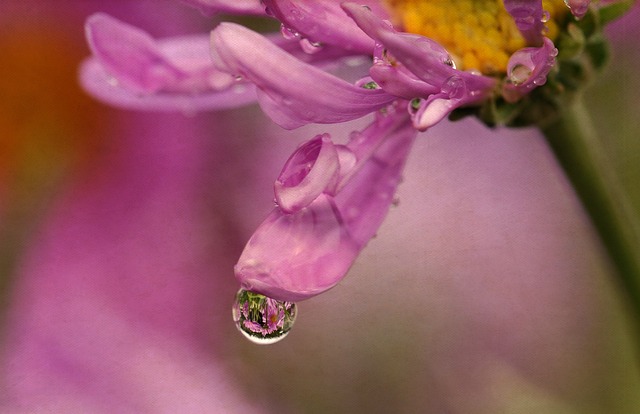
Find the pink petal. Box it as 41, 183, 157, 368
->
564, 0, 591, 19
235, 112, 417, 301
79, 58, 258, 112
343, 3, 495, 98
210, 22, 395, 128
82, 13, 257, 112
274, 134, 342, 213
263, 0, 388, 53
235, 194, 361, 302
179, 0, 265, 15
502, 37, 558, 102
504, 0, 546, 45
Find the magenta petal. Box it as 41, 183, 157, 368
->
210, 23, 395, 128
235, 194, 361, 302
274, 134, 341, 213
82, 13, 258, 112
79, 58, 257, 112
369, 64, 440, 99
334, 113, 417, 246
412, 93, 464, 131
342, 3, 495, 96
86, 13, 238, 94
564, 0, 591, 19
235, 112, 417, 301
179, 0, 265, 15
504, 0, 546, 45
502, 37, 558, 102
263, 0, 388, 53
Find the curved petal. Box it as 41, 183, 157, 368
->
504, 0, 546, 45
369, 63, 440, 99
179, 0, 265, 15
502, 37, 558, 102
235, 194, 361, 302
334, 112, 418, 247
235, 112, 417, 301
412, 92, 464, 131
79, 58, 257, 112
564, 0, 591, 19
342, 3, 496, 95
263, 0, 388, 53
82, 13, 258, 111
210, 23, 395, 128
274, 134, 341, 213
85, 13, 236, 94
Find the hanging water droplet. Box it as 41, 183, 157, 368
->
232, 289, 297, 345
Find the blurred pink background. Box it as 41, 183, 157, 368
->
1, 1, 639, 413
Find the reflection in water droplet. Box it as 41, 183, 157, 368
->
509, 64, 532, 85
232, 289, 297, 345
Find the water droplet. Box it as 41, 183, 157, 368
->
232, 289, 297, 345
509, 64, 532, 85
541, 10, 551, 23
443, 56, 456, 69
359, 80, 379, 89
280, 24, 300, 40
442, 76, 465, 99
410, 98, 421, 112
533, 76, 547, 86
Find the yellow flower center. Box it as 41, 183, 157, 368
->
383, 0, 566, 74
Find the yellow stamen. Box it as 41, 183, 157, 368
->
384, 0, 566, 74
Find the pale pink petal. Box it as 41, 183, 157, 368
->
235, 112, 417, 301
274, 134, 342, 213
564, 0, 591, 19
179, 0, 265, 15
82, 13, 257, 111
263, 0, 388, 53
210, 22, 395, 128
342, 3, 495, 98
502, 38, 558, 102
504, 0, 546, 45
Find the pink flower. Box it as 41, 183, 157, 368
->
2, 1, 640, 411
79, 0, 629, 303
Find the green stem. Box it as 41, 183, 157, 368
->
541, 99, 640, 323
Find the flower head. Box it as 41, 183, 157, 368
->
81, 0, 629, 303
